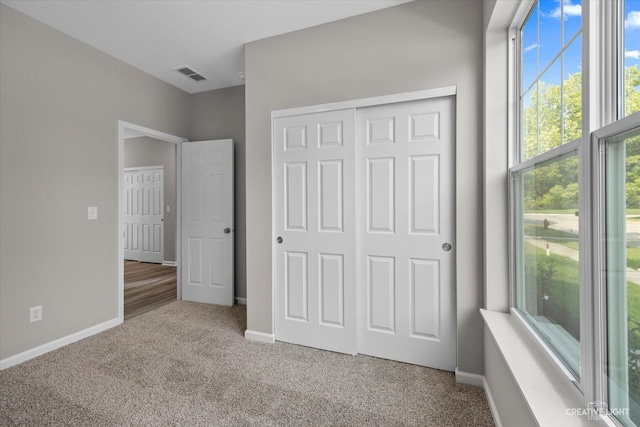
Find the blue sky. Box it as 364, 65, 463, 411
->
626, 0, 640, 70
522, 0, 582, 95
523, 0, 640, 97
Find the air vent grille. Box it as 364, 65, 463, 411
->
173, 66, 207, 82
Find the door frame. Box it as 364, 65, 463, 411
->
118, 121, 187, 323
270, 85, 457, 344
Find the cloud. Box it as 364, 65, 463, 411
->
524, 44, 538, 53
626, 11, 640, 29
549, 0, 582, 20
626, 50, 640, 59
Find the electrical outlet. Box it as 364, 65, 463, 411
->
30, 305, 42, 323
88, 206, 98, 220
166, 205, 171, 213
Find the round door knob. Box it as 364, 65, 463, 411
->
224, 228, 231, 234
277, 237, 283, 244
442, 243, 452, 252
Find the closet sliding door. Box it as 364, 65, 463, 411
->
356, 98, 456, 371
273, 95, 456, 371
273, 109, 357, 355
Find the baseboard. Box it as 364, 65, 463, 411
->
455, 368, 484, 388
483, 377, 503, 427
235, 297, 247, 305
244, 329, 275, 343
0, 317, 121, 371
162, 261, 177, 267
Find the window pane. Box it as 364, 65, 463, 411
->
523, 84, 539, 160
539, 0, 561, 72
625, 0, 640, 117
522, 3, 538, 94
538, 59, 562, 153
515, 152, 580, 378
520, 1, 582, 160
605, 126, 640, 426
563, 34, 582, 144
563, 0, 582, 47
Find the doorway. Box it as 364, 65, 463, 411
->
118, 121, 187, 322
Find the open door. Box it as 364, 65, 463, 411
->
181, 139, 234, 306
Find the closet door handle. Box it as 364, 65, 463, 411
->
277, 237, 283, 244
224, 228, 231, 234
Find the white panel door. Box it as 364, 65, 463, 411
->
139, 168, 164, 263
123, 170, 140, 261
181, 139, 234, 306
357, 97, 456, 371
274, 109, 357, 354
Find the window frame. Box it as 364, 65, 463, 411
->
509, 0, 589, 397
592, 111, 640, 426
509, 1, 639, 422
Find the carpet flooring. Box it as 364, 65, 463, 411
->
0, 302, 494, 426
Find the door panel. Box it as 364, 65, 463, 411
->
274, 109, 356, 355
123, 171, 138, 260
357, 97, 455, 371
139, 168, 163, 263
124, 168, 163, 263
181, 139, 234, 306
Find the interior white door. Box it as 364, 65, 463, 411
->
123, 170, 141, 261
181, 139, 234, 306
139, 168, 164, 263
357, 97, 456, 371
274, 109, 357, 354
123, 167, 164, 263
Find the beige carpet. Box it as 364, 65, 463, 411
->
0, 302, 494, 426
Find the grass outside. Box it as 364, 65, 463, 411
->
524, 208, 640, 215
523, 242, 640, 410
524, 243, 580, 339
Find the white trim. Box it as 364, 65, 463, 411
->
235, 297, 247, 305
455, 369, 484, 388
162, 261, 177, 267
118, 121, 187, 321
124, 165, 164, 172
483, 377, 504, 427
244, 329, 275, 343
0, 318, 121, 370
482, 309, 591, 427
271, 86, 456, 119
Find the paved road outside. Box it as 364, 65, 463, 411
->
525, 237, 640, 285
525, 213, 640, 245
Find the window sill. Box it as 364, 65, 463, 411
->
481, 309, 599, 426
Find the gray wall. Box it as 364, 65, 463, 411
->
124, 136, 178, 262
190, 86, 246, 299
244, 0, 485, 375
0, 4, 191, 359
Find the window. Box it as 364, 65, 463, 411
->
602, 122, 640, 426
520, 0, 582, 160
511, 1, 640, 425
624, 0, 640, 117
514, 151, 581, 377
513, 0, 583, 380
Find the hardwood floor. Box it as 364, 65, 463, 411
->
124, 261, 177, 320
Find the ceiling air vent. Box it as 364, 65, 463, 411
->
173, 66, 207, 82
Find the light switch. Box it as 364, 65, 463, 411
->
88, 206, 98, 220
166, 205, 171, 213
